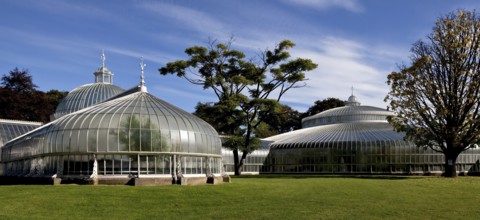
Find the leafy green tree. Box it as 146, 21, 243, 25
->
0, 68, 36, 121
0, 68, 68, 123
253, 122, 279, 139
258, 104, 301, 135
1, 67, 37, 93
194, 102, 301, 138
301, 97, 345, 118
160, 39, 317, 175
0, 68, 50, 122
193, 102, 244, 136
46, 89, 68, 111
385, 10, 480, 177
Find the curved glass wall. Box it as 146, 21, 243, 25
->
1, 90, 223, 178
261, 141, 480, 174
262, 119, 480, 174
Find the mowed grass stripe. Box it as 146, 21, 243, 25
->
0, 175, 479, 219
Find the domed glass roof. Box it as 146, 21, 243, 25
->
52, 83, 125, 120
6, 87, 222, 159
51, 52, 125, 120
302, 90, 393, 128
265, 122, 406, 149
302, 105, 393, 128
268, 95, 403, 149
48, 88, 220, 154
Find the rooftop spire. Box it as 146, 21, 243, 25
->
139, 56, 147, 92
346, 86, 360, 106
101, 49, 105, 68
94, 50, 113, 84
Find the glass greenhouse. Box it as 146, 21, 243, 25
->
0, 55, 228, 185
259, 95, 480, 175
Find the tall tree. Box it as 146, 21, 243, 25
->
160, 39, 317, 175
1, 67, 37, 93
0, 68, 67, 122
301, 97, 345, 118
385, 10, 480, 177
0, 68, 39, 121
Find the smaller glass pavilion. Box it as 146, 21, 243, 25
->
259, 94, 480, 175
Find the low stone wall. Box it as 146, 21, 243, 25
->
134, 177, 174, 186
97, 178, 133, 185
0, 175, 231, 186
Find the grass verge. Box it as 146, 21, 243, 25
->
0, 175, 479, 219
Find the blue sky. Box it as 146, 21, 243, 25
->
1, 0, 478, 113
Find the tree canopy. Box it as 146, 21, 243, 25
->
385, 10, 480, 177
301, 97, 345, 118
160, 38, 317, 175
0, 68, 68, 123
258, 104, 301, 136
194, 102, 301, 139
1, 67, 37, 93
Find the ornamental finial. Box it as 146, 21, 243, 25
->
140, 56, 146, 86
101, 49, 105, 68
346, 86, 360, 106
139, 56, 147, 92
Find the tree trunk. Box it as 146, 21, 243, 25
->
233, 149, 240, 176
443, 149, 461, 178
234, 151, 248, 176
235, 122, 253, 176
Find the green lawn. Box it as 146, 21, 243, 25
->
0, 175, 479, 219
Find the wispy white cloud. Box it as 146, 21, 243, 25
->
153, 85, 212, 101
212, 29, 400, 110
131, 0, 399, 111
13, 0, 392, 112
100, 46, 177, 66
278, 36, 404, 110
9, 0, 118, 22
193, 32, 398, 111
136, 2, 228, 39
284, 0, 365, 13
151, 83, 216, 112
0, 25, 83, 52
0, 23, 177, 72
145, 24, 400, 111
0, 0, 440, 114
